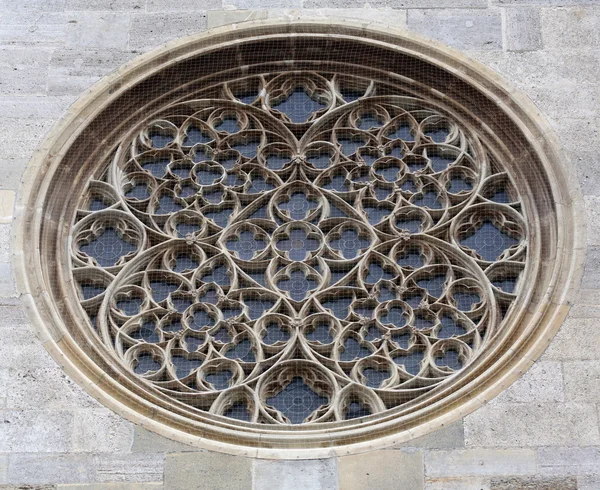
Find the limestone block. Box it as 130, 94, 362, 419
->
208, 8, 408, 29
253, 459, 337, 490
0, 0, 66, 10
0, 225, 9, 262
0, 47, 52, 96
65, 0, 144, 10
131, 426, 199, 453
129, 13, 207, 51
579, 475, 600, 490
586, 196, 600, 245
541, 6, 600, 49
4, 366, 99, 410
406, 9, 502, 50
66, 12, 130, 50
538, 447, 600, 476
563, 361, 600, 403
58, 484, 162, 489
0, 11, 67, 46
464, 403, 600, 447
489, 476, 577, 489
338, 450, 424, 490
0, 410, 74, 452
163, 452, 251, 490
0, 159, 28, 191
424, 449, 536, 478
93, 454, 164, 483
0, 96, 74, 119
7, 454, 95, 485
544, 318, 600, 360
48, 49, 138, 96
395, 421, 465, 449
72, 409, 134, 453
425, 478, 489, 490
0, 452, 6, 485
0, 190, 15, 224
226, 0, 302, 9
0, 118, 55, 159
503, 7, 542, 51
0, 307, 54, 370
147, 0, 222, 12
0, 264, 16, 298
493, 361, 564, 403
303, 0, 487, 7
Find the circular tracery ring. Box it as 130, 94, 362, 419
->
14, 20, 583, 458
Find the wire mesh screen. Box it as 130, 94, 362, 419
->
31, 23, 563, 452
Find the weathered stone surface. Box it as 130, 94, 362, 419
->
254, 459, 337, 490
303, 0, 487, 7
503, 7, 542, 51
582, 249, 600, 288
579, 475, 600, 490
563, 361, 600, 403
541, 6, 600, 49
464, 403, 600, 447
0, 118, 55, 159
0, 0, 65, 9
131, 426, 198, 453
538, 447, 600, 476
226, 0, 302, 9
0, 11, 66, 46
48, 49, 137, 96
163, 452, 251, 489
147, 0, 221, 11
0, 47, 52, 96
66, 12, 130, 50
0, 264, 16, 298
207, 8, 407, 29
0, 411, 74, 452
425, 449, 536, 477
425, 478, 489, 490
407, 9, 502, 50
586, 196, 600, 245
58, 485, 162, 489
0, 159, 28, 191
396, 421, 465, 449
129, 13, 207, 51
4, 367, 99, 410
493, 361, 564, 403
8, 454, 95, 485
0, 485, 56, 490
544, 317, 600, 360
0, 307, 54, 370
65, 0, 144, 10
7, 453, 163, 485
0, 454, 7, 484
72, 409, 134, 453
489, 476, 577, 489
93, 454, 163, 483
0, 225, 10, 262
338, 450, 424, 490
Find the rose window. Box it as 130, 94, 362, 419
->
16, 22, 580, 456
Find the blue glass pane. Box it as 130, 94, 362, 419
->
80, 228, 137, 267
272, 89, 326, 123
460, 221, 520, 262
266, 377, 328, 424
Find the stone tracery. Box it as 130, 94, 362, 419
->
72, 72, 526, 426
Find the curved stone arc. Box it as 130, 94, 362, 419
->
14, 20, 584, 460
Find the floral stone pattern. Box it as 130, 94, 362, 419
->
72, 72, 526, 425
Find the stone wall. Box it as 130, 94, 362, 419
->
0, 1, 598, 489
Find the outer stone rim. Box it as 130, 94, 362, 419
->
12, 18, 584, 459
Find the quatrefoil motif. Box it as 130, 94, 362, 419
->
73, 70, 527, 426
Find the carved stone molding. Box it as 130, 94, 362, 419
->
12, 19, 584, 458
